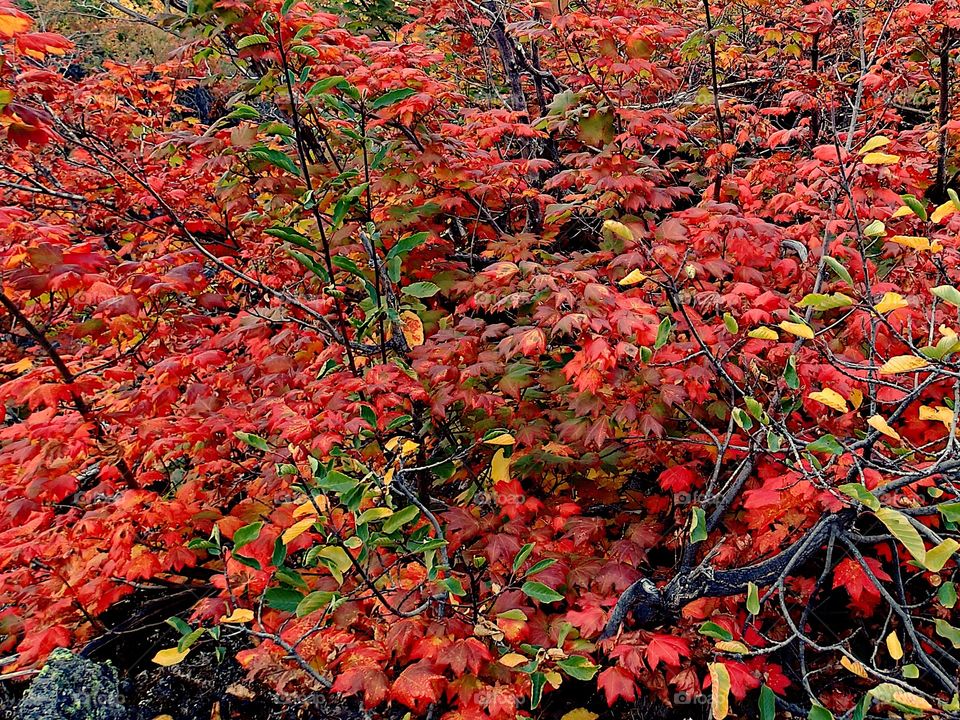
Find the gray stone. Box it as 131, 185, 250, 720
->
15, 649, 126, 720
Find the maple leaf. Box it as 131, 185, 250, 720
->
390, 661, 445, 712
833, 557, 891, 614
597, 667, 638, 705
644, 634, 691, 670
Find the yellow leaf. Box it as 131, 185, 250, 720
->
618, 268, 647, 286
890, 690, 933, 713
889, 235, 932, 251
400, 440, 420, 456
924, 538, 959, 572
282, 517, 316, 545
867, 415, 901, 442
220, 608, 254, 624
920, 405, 955, 426
715, 641, 749, 654
499, 652, 529, 668
849, 389, 864, 410
602, 220, 634, 242
860, 135, 891, 153
862, 152, 900, 165
400, 311, 424, 347
292, 499, 323, 517
544, 670, 563, 688
748, 327, 779, 341
779, 320, 814, 339
840, 656, 869, 678
484, 433, 515, 446
874, 292, 909, 314
886, 631, 903, 660
2, 357, 33, 373
491, 448, 511, 482
891, 204, 915, 218
708, 663, 731, 720
809, 388, 849, 413
878, 355, 929, 374
932, 200, 957, 224
561, 710, 599, 720
152, 647, 190, 666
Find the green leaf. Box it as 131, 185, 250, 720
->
759, 685, 776, 720
808, 703, 834, 720
287, 249, 329, 282
823, 256, 853, 286
796, 292, 855, 311
524, 559, 557, 577
264, 587, 303, 612
371, 87, 417, 110
247, 146, 300, 176
938, 502, 960, 523
520, 581, 564, 604
296, 591, 336, 617
236, 33, 270, 49
807, 434, 844, 455
530, 672, 546, 709
403, 281, 440, 298
233, 522, 263, 549
690, 506, 708, 543
784, 355, 799, 390
265, 226, 314, 249
513, 543, 534, 573
234, 430, 269, 451
936, 619, 960, 648
875, 507, 926, 565
382, 505, 420, 533
386, 232, 429, 260
723, 312, 739, 334
306, 75, 347, 97
746, 582, 760, 615
939, 581, 958, 609
699, 621, 733, 641
932, 285, 960, 308
556, 655, 598, 681
852, 695, 870, 720
439, 577, 467, 596
838, 483, 880, 511
901, 194, 928, 221
654, 317, 673, 349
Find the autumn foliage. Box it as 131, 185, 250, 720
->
3, 0, 960, 717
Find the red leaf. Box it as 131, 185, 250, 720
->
597, 666, 637, 705
391, 660, 445, 712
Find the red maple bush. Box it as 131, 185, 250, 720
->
2, 0, 960, 717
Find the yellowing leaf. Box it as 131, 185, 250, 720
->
809, 388, 848, 413
544, 670, 563, 688
618, 268, 647, 286
932, 200, 957, 224
886, 631, 903, 660
924, 538, 959, 572
840, 656, 869, 678
748, 327, 779, 341
867, 415, 901, 442
849, 389, 864, 410
282, 517, 316, 545
152, 647, 190, 666
715, 641, 749, 654
889, 235, 933, 251
220, 608, 254, 624
491, 448, 511, 482
561, 709, 599, 720
400, 311, 424, 347
878, 355, 929, 374
874, 292, 909, 314
891, 204, 915, 218
875, 507, 927, 565
860, 135, 891, 153
779, 320, 814, 339
400, 440, 420, 456
602, 220, 634, 243
292, 498, 324, 517
708, 663, 731, 720
0, 11, 31, 38
862, 152, 900, 165
484, 433, 515, 446
499, 652, 529, 668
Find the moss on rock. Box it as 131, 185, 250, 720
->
16, 650, 126, 720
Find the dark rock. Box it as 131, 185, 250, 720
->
15, 649, 126, 720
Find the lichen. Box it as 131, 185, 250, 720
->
16, 651, 126, 720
